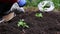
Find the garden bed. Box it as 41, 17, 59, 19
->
0, 11, 60, 34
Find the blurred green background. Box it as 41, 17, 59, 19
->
25, 0, 60, 10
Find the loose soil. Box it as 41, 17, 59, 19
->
0, 11, 60, 34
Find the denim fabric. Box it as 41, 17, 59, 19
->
17, 0, 26, 7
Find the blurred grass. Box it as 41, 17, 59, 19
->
25, 0, 60, 10
25, 0, 43, 7
52, 0, 60, 9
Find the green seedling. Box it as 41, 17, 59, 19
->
17, 19, 29, 28
35, 13, 43, 17
43, 2, 50, 8
42, 3, 50, 11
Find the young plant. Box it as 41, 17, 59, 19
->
35, 13, 43, 18
17, 19, 29, 28
43, 3, 50, 11
43, 3, 50, 8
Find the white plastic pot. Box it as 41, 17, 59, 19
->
38, 1, 55, 12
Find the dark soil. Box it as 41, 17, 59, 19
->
0, 11, 60, 34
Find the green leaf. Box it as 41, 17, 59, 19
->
17, 19, 29, 28
25, 25, 29, 28
35, 13, 43, 17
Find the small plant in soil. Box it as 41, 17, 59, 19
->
35, 13, 43, 18
43, 4, 50, 8
17, 19, 29, 28
43, 3, 50, 11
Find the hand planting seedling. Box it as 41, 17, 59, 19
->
17, 19, 29, 28
35, 13, 43, 18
